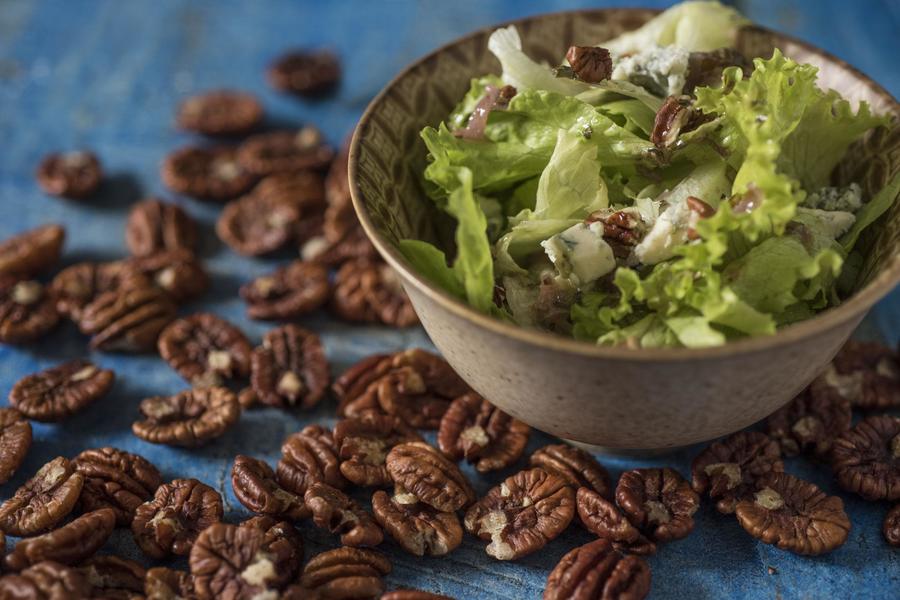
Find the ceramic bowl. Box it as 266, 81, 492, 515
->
349, 8, 900, 450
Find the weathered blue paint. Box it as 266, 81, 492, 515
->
0, 1, 897, 598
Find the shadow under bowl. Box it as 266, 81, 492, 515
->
349, 8, 900, 450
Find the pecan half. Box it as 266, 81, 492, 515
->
465, 468, 575, 560
126, 198, 198, 257
176, 90, 264, 136
50, 260, 131, 321
145, 567, 195, 599
616, 468, 699, 543
9, 360, 114, 422
231, 454, 309, 520
0, 408, 31, 484
132, 387, 241, 447
237, 128, 334, 177
126, 249, 210, 304
73, 446, 163, 526
78, 282, 176, 352
250, 324, 329, 409
437, 392, 530, 473
36, 151, 102, 199
0, 561, 92, 598
831, 415, 900, 501
267, 50, 341, 97
819, 340, 900, 410
240, 261, 330, 320
543, 538, 651, 600
161, 145, 255, 201
333, 353, 394, 413
0, 278, 60, 343
529, 444, 612, 498
0, 456, 83, 536
4, 508, 116, 571
650, 95, 693, 149
565, 46, 612, 83
332, 260, 418, 327
386, 442, 475, 512
766, 381, 851, 458
691, 431, 784, 514
371, 490, 462, 557
0, 224, 64, 279
304, 482, 383, 547
132, 478, 223, 559
189, 522, 295, 599
735, 472, 850, 555
884, 503, 900, 547
334, 411, 423, 487
576, 487, 656, 556
158, 313, 252, 387
276, 425, 345, 495
239, 516, 305, 589
298, 547, 391, 600
78, 555, 146, 599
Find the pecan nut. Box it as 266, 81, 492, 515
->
240, 516, 305, 589
36, 151, 102, 199
78, 555, 146, 598
145, 567, 195, 599
0, 456, 83, 536
177, 90, 263, 136
9, 360, 114, 422
437, 392, 530, 472
298, 547, 391, 599
0, 561, 92, 598
831, 414, 900, 501
333, 353, 394, 413
240, 261, 330, 320
276, 425, 346, 495
250, 324, 329, 409
334, 411, 423, 487
78, 283, 177, 352
529, 444, 612, 498
162, 145, 255, 201
691, 431, 784, 514
231, 455, 309, 520
304, 482, 383, 547
237, 128, 334, 176
650, 95, 694, 148
576, 487, 657, 556
464, 468, 575, 560
819, 340, 900, 410
132, 387, 241, 447
0, 408, 31, 484
158, 313, 252, 386
385, 442, 475, 512
332, 260, 418, 327
4, 508, 116, 571
565, 46, 612, 83
73, 446, 163, 526
50, 260, 132, 321
371, 489, 462, 557
267, 50, 341, 97
0, 224, 65, 279
543, 538, 651, 600
884, 503, 900, 547
126, 198, 198, 257
735, 472, 850, 555
766, 381, 851, 458
0, 278, 60, 343
616, 468, 699, 543
126, 249, 210, 304
189, 521, 296, 599
216, 191, 304, 256
132, 478, 223, 559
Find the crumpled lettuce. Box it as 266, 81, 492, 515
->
488, 26, 587, 95
604, 1, 749, 55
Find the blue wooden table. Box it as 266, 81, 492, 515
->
0, 1, 898, 598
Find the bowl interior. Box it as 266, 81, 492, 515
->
352, 9, 900, 342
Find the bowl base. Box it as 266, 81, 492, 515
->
563, 439, 689, 458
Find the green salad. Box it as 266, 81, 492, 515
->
401, 1, 899, 348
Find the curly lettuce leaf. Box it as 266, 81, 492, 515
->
487, 26, 587, 95
604, 1, 749, 55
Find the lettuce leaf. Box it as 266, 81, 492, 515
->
841, 171, 900, 251
397, 240, 465, 298
604, 1, 749, 54
487, 26, 587, 95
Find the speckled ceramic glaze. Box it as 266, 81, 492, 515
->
349, 9, 900, 449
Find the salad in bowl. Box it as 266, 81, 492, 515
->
400, 1, 899, 349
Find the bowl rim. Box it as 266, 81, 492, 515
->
349, 7, 900, 363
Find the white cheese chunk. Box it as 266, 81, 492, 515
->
541, 222, 616, 287
612, 45, 690, 97
795, 207, 856, 239
634, 199, 695, 265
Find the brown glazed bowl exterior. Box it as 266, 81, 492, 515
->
349, 9, 900, 450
